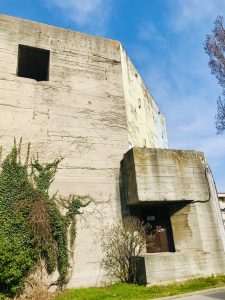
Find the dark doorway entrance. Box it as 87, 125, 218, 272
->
130, 205, 175, 253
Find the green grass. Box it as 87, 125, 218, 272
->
54, 275, 225, 300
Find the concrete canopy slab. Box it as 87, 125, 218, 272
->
122, 147, 209, 204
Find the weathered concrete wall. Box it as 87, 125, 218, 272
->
122, 148, 209, 204
1, 13, 225, 288
122, 148, 225, 283
120, 47, 168, 149
122, 147, 225, 249
0, 14, 171, 288
0, 14, 130, 287
171, 196, 225, 255
196, 170, 225, 253
140, 251, 225, 285
170, 202, 203, 252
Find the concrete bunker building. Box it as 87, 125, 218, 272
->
0, 14, 225, 287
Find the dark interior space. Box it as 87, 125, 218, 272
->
130, 204, 176, 253
17, 44, 50, 81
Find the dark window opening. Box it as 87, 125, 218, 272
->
17, 45, 50, 81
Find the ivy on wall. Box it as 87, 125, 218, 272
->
0, 141, 89, 298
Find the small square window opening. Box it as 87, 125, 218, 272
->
17, 45, 50, 81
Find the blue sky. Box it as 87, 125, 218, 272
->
1, 0, 225, 190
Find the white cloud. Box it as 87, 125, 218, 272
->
138, 22, 167, 46
131, 33, 222, 190
147, 67, 225, 189
130, 0, 225, 189
168, 0, 225, 31
45, 0, 112, 34
129, 45, 152, 66
143, 57, 219, 147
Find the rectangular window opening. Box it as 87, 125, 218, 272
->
17, 44, 50, 81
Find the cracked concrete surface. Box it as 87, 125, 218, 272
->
0, 14, 168, 288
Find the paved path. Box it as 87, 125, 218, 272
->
175, 289, 225, 299
156, 288, 225, 300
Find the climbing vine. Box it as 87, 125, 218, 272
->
0, 141, 89, 298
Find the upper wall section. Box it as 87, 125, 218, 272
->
0, 14, 122, 84
0, 13, 128, 158
120, 47, 168, 149
0, 14, 168, 153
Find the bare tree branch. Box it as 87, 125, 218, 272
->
101, 216, 153, 284
205, 16, 225, 133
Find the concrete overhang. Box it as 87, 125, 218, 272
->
121, 147, 210, 205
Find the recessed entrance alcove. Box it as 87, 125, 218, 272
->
130, 204, 176, 253
120, 147, 225, 284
